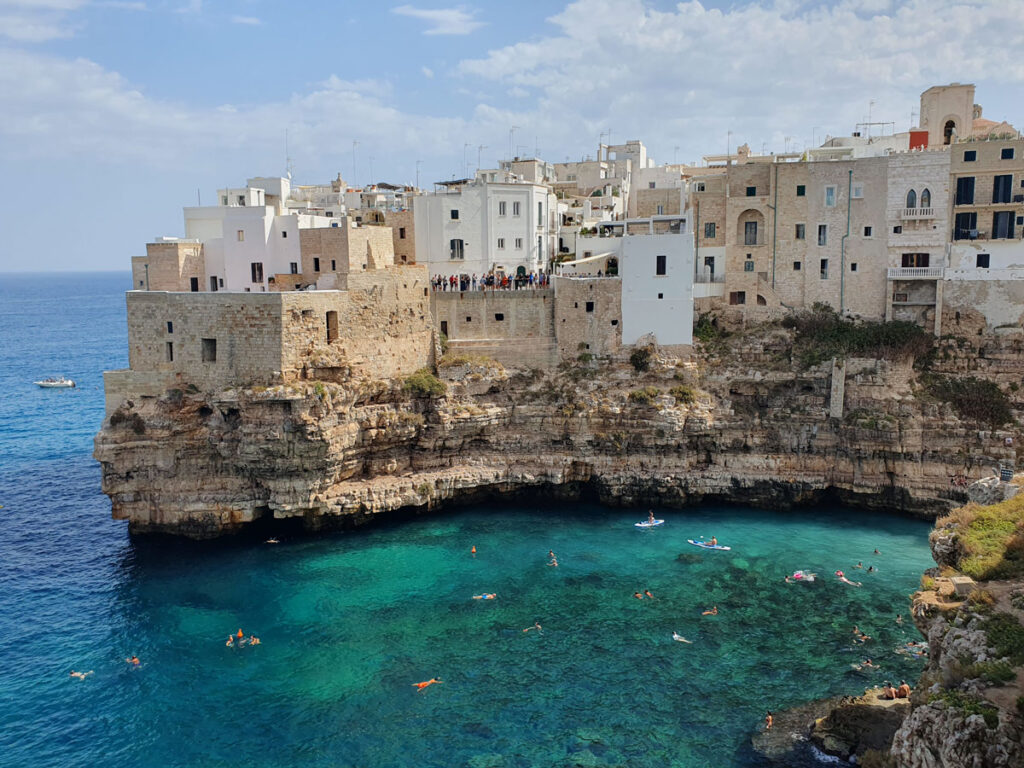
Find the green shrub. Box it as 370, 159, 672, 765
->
403, 369, 446, 398
929, 690, 999, 729
628, 387, 661, 405
694, 313, 729, 346
782, 303, 933, 368
963, 660, 1017, 685
109, 409, 145, 435
439, 331, 449, 355
312, 381, 327, 399
982, 612, 1024, 664
921, 375, 1013, 429
577, 352, 594, 364
669, 384, 696, 404
629, 346, 652, 372
942, 495, 1024, 580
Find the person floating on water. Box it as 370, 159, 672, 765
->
226, 635, 235, 647
633, 592, 644, 600
896, 614, 903, 625
853, 658, 878, 671
248, 635, 260, 646
125, 655, 140, 666
672, 632, 692, 644
237, 629, 244, 640
873, 549, 881, 555
413, 678, 442, 691
835, 571, 862, 587
471, 546, 476, 556
70, 670, 93, 680
785, 570, 816, 583
765, 711, 773, 730
473, 593, 497, 600
523, 622, 542, 634
702, 606, 718, 616
644, 589, 654, 599
854, 562, 864, 569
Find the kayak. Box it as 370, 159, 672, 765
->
687, 539, 731, 551
635, 520, 664, 528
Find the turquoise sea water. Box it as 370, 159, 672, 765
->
0, 273, 936, 768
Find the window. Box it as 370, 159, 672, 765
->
1002, 148, 1015, 160
744, 260, 754, 272
893, 225, 902, 234
165, 342, 174, 362
513, 202, 521, 215
920, 189, 931, 208
585, 301, 594, 313
901, 253, 929, 268
237, 195, 246, 206
166, 321, 173, 333
793, 261, 802, 271
863, 226, 872, 237
695, 182, 706, 192
250, 262, 264, 283
326, 311, 338, 343
906, 189, 917, 209
465, 316, 472, 322
611, 319, 618, 326
656, 204, 664, 215
944, 120, 956, 145
538, 201, 543, 221
850, 263, 858, 272
993, 175, 1013, 203
964, 150, 977, 162
795, 223, 805, 240
655, 254, 667, 276
331, 260, 336, 271
450, 209, 459, 220
190, 277, 199, 292
796, 185, 806, 197
281, 231, 288, 238
993, 211, 1015, 239
399, 227, 406, 239
977, 253, 990, 269
955, 176, 975, 205
824, 186, 837, 207
221, 196, 228, 205
290, 262, 298, 274
313, 258, 320, 272
450, 239, 464, 259
817, 224, 827, 246
704, 222, 716, 238
515, 238, 523, 249
729, 291, 746, 305
657, 293, 663, 300
954, 211, 978, 240
237, 230, 245, 241
201, 338, 217, 363
494, 313, 505, 321
744, 221, 758, 245
219, 278, 223, 288
820, 259, 829, 279
498, 201, 507, 215
649, 181, 656, 189
704, 256, 715, 271
852, 183, 864, 199
746, 186, 756, 197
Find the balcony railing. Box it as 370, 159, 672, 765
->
901, 207, 934, 220
693, 273, 725, 284
887, 267, 943, 279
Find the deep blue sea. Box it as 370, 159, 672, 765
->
0, 272, 936, 768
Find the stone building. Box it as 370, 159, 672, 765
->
385, 209, 416, 264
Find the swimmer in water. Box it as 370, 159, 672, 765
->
237, 629, 244, 639
248, 635, 260, 646
854, 562, 864, 569
70, 670, 93, 680
548, 557, 558, 567
471, 546, 476, 555
765, 711, 773, 730
835, 571, 862, 587
473, 593, 497, 600
413, 678, 442, 691
702, 606, 718, 616
126, 655, 140, 666
644, 589, 654, 599
672, 632, 692, 643
265, 538, 279, 544
226, 635, 235, 647
873, 549, 881, 555
633, 592, 644, 600
867, 565, 875, 573
896, 614, 903, 625
523, 622, 542, 634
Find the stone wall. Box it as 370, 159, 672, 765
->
386, 210, 416, 264
132, 242, 206, 292
553, 276, 622, 359
431, 289, 557, 368
634, 188, 681, 217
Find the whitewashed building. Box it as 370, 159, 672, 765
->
413, 170, 556, 278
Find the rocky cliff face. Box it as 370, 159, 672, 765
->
93, 327, 1019, 538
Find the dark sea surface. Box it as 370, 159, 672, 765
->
0, 272, 935, 767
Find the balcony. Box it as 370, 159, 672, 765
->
887, 267, 943, 279
901, 207, 935, 220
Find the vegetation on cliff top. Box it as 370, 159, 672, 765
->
782, 303, 933, 368
937, 495, 1024, 580
403, 368, 446, 398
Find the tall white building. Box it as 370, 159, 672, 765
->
413, 170, 556, 278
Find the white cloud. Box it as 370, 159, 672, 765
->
230, 14, 260, 25
392, 4, 484, 35
0, 0, 83, 40
174, 0, 200, 14
421, 65, 434, 78
96, 1, 146, 9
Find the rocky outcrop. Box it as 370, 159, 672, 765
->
94, 330, 1020, 538
810, 689, 911, 759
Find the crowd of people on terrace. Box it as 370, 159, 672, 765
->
431, 271, 549, 292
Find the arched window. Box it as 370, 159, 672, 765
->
906, 189, 917, 209
944, 120, 956, 145
920, 188, 931, 208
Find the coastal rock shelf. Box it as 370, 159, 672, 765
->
93, 332, 1017, 539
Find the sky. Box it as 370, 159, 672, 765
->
0, 0, 1022, 272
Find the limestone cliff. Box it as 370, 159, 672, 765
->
93, 326, 1020, 538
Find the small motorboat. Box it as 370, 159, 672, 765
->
35, 376, 76, 388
